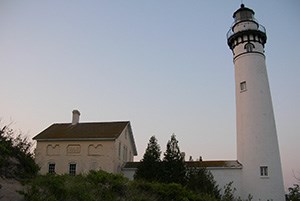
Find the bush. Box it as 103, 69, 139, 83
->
22, 171, 129, 201
286, 184, 300, 201
87, 170, 129, 199
0, 126, 39, 179
22, 170, 221, 201
186, 167, 221, 199
129, 180, 207, 201
220, 182, 252, 201
22, 170, 254, 201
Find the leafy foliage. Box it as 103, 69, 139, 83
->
22, 170, 255, 201
130, 180, 216, 201
221, 182, 236, 201
87, 170, 129, 199
22, 170, 129, 201
134, 136, 162, 181
22, 170, 213, 201
186, 167, 221, 199
0, 126, 39, 179
220, 182, 252, 201
286, 184, 300, 201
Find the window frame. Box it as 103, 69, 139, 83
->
48, 163, 56, 174
244, 42, 255, 52
240, 81, 247, 92
260, 166, 269, 177
118, 142, 121, 159
69, 163, 77, 176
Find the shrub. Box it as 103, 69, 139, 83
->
22, 171, 130, 201
0, 126, 39, 179
22, 170, 219, 201
186, 167, 221, 199
129, 180, 206, 201
286, 184, 300, 201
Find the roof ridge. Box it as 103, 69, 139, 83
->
52, 121, 130, 125
123, 160, 242, 169
33, 121, 130, 140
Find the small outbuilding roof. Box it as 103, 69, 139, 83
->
123, 160, 242, 169
185, 160, 242, 169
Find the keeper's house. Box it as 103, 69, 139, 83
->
33, 110, 137, 175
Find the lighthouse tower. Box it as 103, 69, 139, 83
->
227, 5, 285, 200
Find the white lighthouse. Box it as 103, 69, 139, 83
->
227, 4, 285, 201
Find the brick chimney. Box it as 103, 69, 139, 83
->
72, 110, 80, 125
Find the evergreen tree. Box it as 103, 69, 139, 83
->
134, 135, 161, 181
162, 134, 186, 184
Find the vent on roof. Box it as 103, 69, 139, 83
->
72, 110, 80, 125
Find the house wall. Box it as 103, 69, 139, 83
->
122, 168, 136, 180
35, 140, 116, 174
113, 126, 135, 173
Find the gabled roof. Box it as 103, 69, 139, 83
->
33, 121, 130, 140
123, 160, 242, 169
33, 121, 138, 155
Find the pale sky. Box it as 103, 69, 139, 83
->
0, 0, 299, 190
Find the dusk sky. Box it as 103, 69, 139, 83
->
1, 1, 299, 190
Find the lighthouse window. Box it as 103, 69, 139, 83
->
260, 166, 268, 177
240, 81, 247, 92
245, 43, 255, 52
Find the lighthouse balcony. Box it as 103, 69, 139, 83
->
227, 23, 267, 50
227, 22, 266, 40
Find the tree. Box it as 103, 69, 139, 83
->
134, 135, 162, 181
186, 167, 221, 199
0, 125, 39, 178
162, 134, 186, 184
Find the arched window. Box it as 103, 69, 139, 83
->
244, 43, 255, 52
